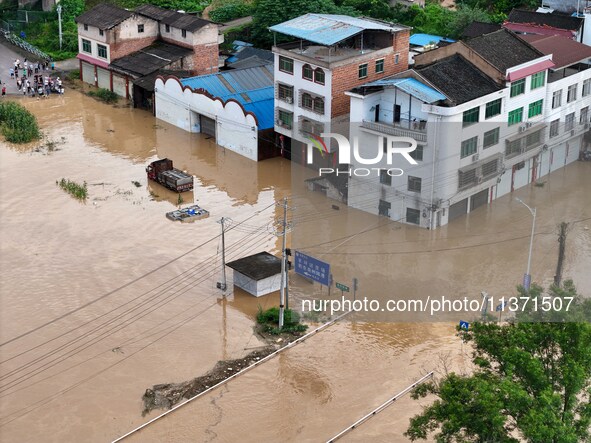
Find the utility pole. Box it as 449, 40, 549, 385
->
516, 198, 536, 290
56, 3, 63, 51
554, 222, 569, 287
279, 197, 288, 329
216, 217, 228, 293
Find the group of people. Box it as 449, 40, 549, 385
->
8, 58, 63, 98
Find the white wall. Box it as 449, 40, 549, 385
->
116, 14, 159, 39
233, 271, 281, 297
155, 77, 260, 161
160, 23, 219, 46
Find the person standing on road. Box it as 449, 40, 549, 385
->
10, 68, 14, 79
2, 85, 6, 97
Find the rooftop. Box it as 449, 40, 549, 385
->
417, 54, 501, 105
228, 55, 273, 69
507, 9, 583, 31
180, 64, 275, 129
226, 46, 274, 64
109, 41, 192, 77
160, 10, 213, 32
464, 28, 544, 73
519, 34, 591, 69
75, 3, 132, 30
409, 33, 455, 47
269, 13, 408, 46
134, 4, 177, 21
354, 77, 446, 104
461, 21, 501, 39
226, 252, 282, 280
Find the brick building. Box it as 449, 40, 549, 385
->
75, 3, 221, 105
269, 14, 410, 164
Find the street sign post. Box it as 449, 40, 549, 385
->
294, 251, 330, 286
336, 282, 350, 292
459, 320, 470, 330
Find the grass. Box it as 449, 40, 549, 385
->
256, 306, 308, 335
87, 88, 119, 104
0, 102, 41, 144
67, 69, 80, 81
57, 178, 88, 201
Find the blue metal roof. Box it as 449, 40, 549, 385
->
269, 14, 406, 46
409, 33, 455, 47
361, 78, 446, 104
180, 65, 275, 129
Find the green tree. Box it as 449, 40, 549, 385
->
57, 0, 85, 21
406, 281, 591, 442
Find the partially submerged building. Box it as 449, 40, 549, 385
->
226, 252, 282, 297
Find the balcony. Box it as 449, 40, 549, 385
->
361, 119, 427, 142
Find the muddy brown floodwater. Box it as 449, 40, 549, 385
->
0, 90, 589, 443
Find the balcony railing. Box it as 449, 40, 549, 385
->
361, 120, 427, 142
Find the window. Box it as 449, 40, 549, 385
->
528, 99, 543, 118
485, 99, 502, 119
483, 127, 500, 148
409, 144, 424, 161
165, 24, 170, 32
277, 83, 293, 102
552, 90, 562, 109
301, 93, 313, 109
565, 112, 575, 131
379, 169, 391, 186
99, 29, 104, 36
506, 139, 522, 157
277, 109, 293, 129
97, 44, 107, 59
138, 24, 144, 33
314, 68, 325, 85
459, 169, 477, 189
530, 71, 545, 90
279, 56, 293, 74
567, 84, 577, 103
375, 59, 384, 73
580, 106, 589, 124
461, 136, 478, 158
525, 130, 542, 149
508, 107, 523, 126
510, 79, 525, 97
82, 39, 91, 54
482, 158, 499, 177
462, 106, 479, 127
302, 64, 313, 80
550, 119, 560, 138
378, 199, 391, 217
395, 54, 399, 65
84, 24, 88, 31
358, 63, 368, 79
408, 176, 422, 193
182, 29, 187, 38
406, 208, 421, 225
583, 79, 591, 97
313, 97, 324, 114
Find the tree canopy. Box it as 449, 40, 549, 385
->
406, 281, 591, 442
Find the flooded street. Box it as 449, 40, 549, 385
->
0, 90, 589, 442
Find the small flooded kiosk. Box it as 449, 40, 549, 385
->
226, 252, 282, 297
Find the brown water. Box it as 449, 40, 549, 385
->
0, 91, 589, 442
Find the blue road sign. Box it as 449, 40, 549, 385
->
294, 251, 330, 286
459, 320, 470, 330
496, 301, 506, 312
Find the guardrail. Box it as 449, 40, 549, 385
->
1, 32, 52, 61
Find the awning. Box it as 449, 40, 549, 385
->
506, 59, 555, 81
76, 53, 110, 70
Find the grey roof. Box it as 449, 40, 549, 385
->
109, 41, 192, 77
417, 54, 501, 105
160, 10, 212, 32
461, 21, 501, 39
229, 46, 274, 64
133, 69, 193, 91
134, 4, 177, 21
75, 3, 132, 30
226, 252, 281, 280
507, 9, 583, 31
464, 28, 544, 72
229, 56, 273, 70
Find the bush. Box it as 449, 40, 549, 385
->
210, 2, 253, 22
87, 88, 119, 104
0, 102, 41, 144
57, 178, 88, 201
256, 306, 308, 335
67, 69, 80, 81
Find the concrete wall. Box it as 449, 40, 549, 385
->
542, 0, 579, 13
155, 77, 260, 161
232, 272, 281, 297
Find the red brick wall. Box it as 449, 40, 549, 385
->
160, 37, 219, 75
110, 36, 158, 61
330, 29, 410, 118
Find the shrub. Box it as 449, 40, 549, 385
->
0, 102, 41, 144
57, 178, 88, 201
256, 306, 308, 334
210, 2, 253, 22
67, 69, 80, 81
87, 88, 119, 104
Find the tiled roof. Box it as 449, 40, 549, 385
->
269, 14, 408, 46
464, 28, 544, 72
75, 3, 132, 30
461, 21, 501, 39
226, 252, 281, 280
109, 41, 192, 77
417, 54, 501, 105
134, 4, 177, 21
507, 9, 583, 31
181, 64, 275, 129
519, 34, 591, 69
160, 11, 212, 32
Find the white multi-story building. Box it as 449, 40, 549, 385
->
345, 29, 591, 228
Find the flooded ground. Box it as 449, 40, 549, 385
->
0, 90, 589, 442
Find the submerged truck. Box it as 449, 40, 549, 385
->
146, 158, 193, 192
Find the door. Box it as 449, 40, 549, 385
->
200, 115, 216, 138
97, 67, 110, 90
531, 155, 538, 183
394, 104, 401, 123
449, 198, 468, 222
470, 188, 489, 212
112, 74, 126, 97
375, 104, 380, 123
81, 62, 95, 86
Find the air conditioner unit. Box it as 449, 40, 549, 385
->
526, 122, 533, 128
571, 129, 575, 136
477, 176, 483, 184
519, 125, 527, 133
285, 97, 293, 104
542, 144, 549, 152
472, 153, 479, 163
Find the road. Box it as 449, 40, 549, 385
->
220, 16, 253, 32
